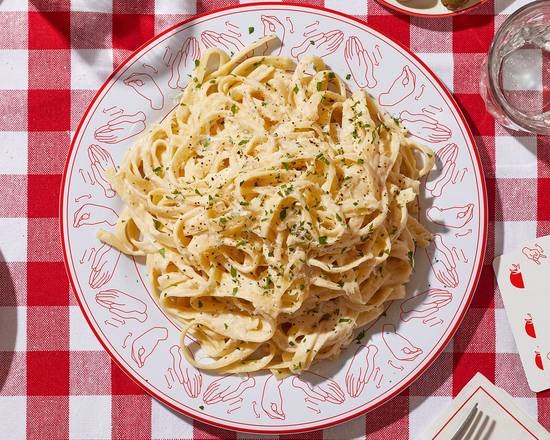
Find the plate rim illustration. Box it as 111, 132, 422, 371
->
59, 2, 488, 434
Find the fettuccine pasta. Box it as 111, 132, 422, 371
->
98, 36, 435, 375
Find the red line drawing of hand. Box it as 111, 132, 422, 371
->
382, 324, 423, 362
252, 400, 260, 418
79, 169, 94, 185
167, 37, 200, 90
399, 110, 452, 144
75, 194, 92, 203
400, 288, 452, 323
414, 84, 426, 101
79, 246, 95, 265
388, 359, 404, 371
261, 15, 286, 55
292, 371, 345, 409
105, 316, 125, 328
131, 327, 168, 368
291, 29, 344, 60
89, 243, 121, 289
73, 203, 118, 228
96, 289, 148, 322
372, 367, 384, 389
203, 373, 256, 414
427, 234, 459, 288
122, 332, 132, 348
522, 244, 547, 265
87, 144, 116, 198
94, 111, 146, 144
344, 36, 382, 89
164, 345, 202, 398
345, 344, 379, 398
425, 143, 459, 198
124, 72, 164, 110
201, 30, 244, 54
426, 203, 474, 229
378, 65, 416, 107
423, 317, 444, 327
261, 374, 285, 420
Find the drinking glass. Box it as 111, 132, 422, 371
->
480, 1, 550, 134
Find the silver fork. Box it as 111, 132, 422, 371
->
450, 403, 496, 440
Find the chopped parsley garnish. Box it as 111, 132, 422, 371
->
248, 26, 254, 34
194, 59, 200, 67
153, 166, 162, 176
230, 266, 237, 278
316, 82, 322, 91
199, 405, 204, 410
279, 207, 288, 221
408, 250, 414, 268
230, 104, 238, 114
328, 72, 335, 79
355, 329, 365, 343
158, 248, 166, 258
153, 219, 162, 230
219, 217, 228, 225
315, 153, 329, 165
319, 236, 328, 245
357, 158, 364, 164
339, 318, 351, 323
202, 137, 210, 147
346, 73, 351, 80
232, 287, 238, 296
289, 341, 295, 347
238, 139, 249, 146
224, 323, 228, 329
310, 40, 315, 45
293, 84, 299, 93
194, 189, 202, 196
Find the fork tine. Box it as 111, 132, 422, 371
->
451, 403, 479, 440
473, 414, 490, 440
463, 410, 484, 440
481, 419, 496, 440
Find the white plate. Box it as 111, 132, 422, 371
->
61, 3, 487, 434
377, 0, 485, 17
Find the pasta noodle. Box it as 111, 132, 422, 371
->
98, 36, 435, 375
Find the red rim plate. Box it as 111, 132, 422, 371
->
59, 2, 488, 434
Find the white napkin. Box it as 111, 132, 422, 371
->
419, 373, 550, 439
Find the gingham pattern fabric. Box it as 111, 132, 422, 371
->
0, 0, 548, 438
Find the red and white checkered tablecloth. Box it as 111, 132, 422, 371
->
1, 0, 549, 438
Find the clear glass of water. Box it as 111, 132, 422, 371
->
480, 0, 550, 134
